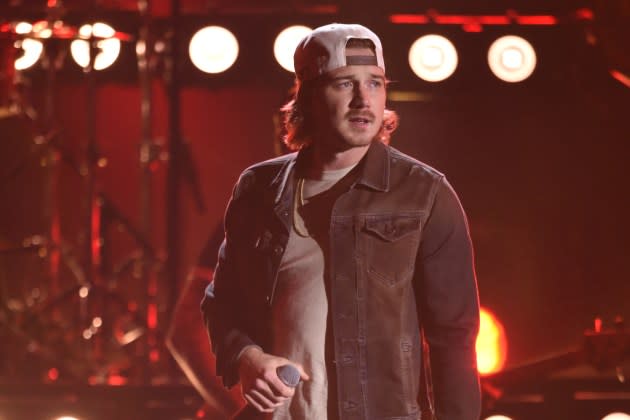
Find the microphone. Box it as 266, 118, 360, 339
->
276, 364, 301, 387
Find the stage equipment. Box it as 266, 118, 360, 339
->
408, 34, 458, 82
487, 35, 537, 83
273, 25, 312, 73
482, 317, 630, 419
0, 0, 161, 388
188, 26, 239, 74
602, 413, 630, 420
70, 23, 122, 70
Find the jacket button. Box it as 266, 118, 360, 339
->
343, 400, 357, 411
341, 354, 354, 365
273, 245, 284, 255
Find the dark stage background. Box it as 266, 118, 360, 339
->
0, 0, 629, 418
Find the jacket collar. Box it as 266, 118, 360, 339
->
271, 156, 297, 205
355, 140, 390, 192
271, 140, 391, 205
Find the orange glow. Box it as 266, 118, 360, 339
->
476, 307, 508, 375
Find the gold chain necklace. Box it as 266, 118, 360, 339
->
293, 178, 310, 237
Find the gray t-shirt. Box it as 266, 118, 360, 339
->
270, 164, 357, 420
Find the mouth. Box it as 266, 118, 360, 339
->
348, 116, 372, 127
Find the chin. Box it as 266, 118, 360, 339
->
345, 133, 378, 147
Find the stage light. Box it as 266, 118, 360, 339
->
476, 307, 508, 375
487, 35, 536, 82
15, 38, 44, 70
408, 34, 458, 82
55, 416, 81, 420
484, 416, 514, 420
13, 23, 44, 71
70, 23, 121, 70
274, 25, 312, 72
602, 413, 630, 420
189, 26, 239, 74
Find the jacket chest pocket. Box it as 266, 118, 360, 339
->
362, 214, 422, 287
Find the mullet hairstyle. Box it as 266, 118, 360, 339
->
281, 39, 399, 151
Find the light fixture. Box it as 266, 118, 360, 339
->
70, 22, 121, 70
408, 34, 458, 82
602, 413, 630, 420
13, 23, 43, 70
487, 35, 537, 82
484, 416, 514, 420
54, 416, 81, 420
189, 26, 239, 74
476, 307, 508, 375
274, 25, 312, 73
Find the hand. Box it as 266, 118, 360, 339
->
237, 346, 310, 413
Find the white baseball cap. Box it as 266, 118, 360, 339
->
293, 23, 385, 81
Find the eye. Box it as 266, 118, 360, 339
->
336, 80, 354, 89
368, 79, 383, 88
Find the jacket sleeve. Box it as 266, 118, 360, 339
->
417, 176, 481, 420
200, 169, 259, 388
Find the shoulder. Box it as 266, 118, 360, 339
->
386, 144, 444, 182
243, 152, 298, 174
232, 152, 297, 199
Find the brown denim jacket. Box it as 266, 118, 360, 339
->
202, 140, 481, 420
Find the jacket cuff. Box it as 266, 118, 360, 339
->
220, 329, 258, 388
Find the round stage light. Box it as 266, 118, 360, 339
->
13, 22, 43, 71
15, 21, 33, 35
55, 416, 81, 420
488, 35, 537, 83
15, 38, 44, 70
70, 22, 121, 70
408, 34, 458, 82
602, 413, 630, 420
476, 307, 508, 375
189, 26, 239, 74
274, 25, 312, 72
484, 416, 514, 420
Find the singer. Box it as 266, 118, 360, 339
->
201, 23, 481, 420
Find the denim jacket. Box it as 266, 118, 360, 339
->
202, 140, 481, 420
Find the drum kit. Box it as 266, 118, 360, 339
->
0, 1, 167, 386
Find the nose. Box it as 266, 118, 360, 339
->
350, 84, 370, 109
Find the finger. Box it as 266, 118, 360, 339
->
244, 394, 273, 413
250, 388, 283, 411
255, 377, 291, 402
294, 363, 310, 381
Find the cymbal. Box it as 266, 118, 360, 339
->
0, 20, 133, 41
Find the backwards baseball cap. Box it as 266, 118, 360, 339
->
293, 23, 385, 81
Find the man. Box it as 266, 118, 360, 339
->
202, 23, 481, 419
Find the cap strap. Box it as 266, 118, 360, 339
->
345, 55, 378, 66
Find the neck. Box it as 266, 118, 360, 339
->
306, 142, 369, 176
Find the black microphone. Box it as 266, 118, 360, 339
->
276, 364, 301, 387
